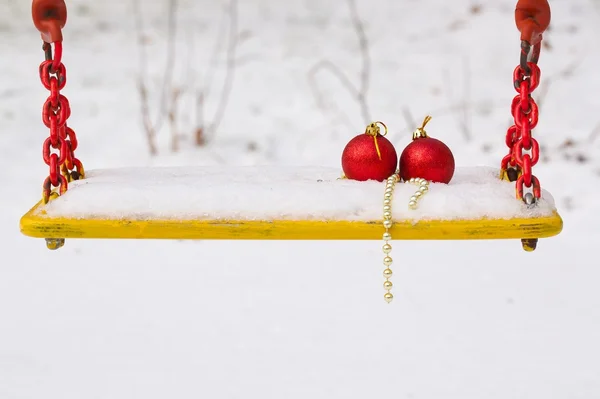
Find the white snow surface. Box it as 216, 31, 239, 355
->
39, 165, 557, 221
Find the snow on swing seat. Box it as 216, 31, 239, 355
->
19, 165, 563, 241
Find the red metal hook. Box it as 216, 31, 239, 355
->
32, 0, 67, 43
515, 0, 551, 46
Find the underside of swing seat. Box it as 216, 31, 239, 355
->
19, 165, 563, 241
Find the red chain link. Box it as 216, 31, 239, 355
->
502, 0, 550, 203
502, 62, 542, 201
39, 41, 84, 204
32, 0, 84, 204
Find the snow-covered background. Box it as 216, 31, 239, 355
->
1, 0, 600, 398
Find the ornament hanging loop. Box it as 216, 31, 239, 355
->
412, 115, 432, 140
365, 121, 388, 161
365, 121, 388, 137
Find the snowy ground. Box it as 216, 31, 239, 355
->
1, 0, 600, 398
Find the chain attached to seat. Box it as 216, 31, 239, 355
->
501, 0, 551, 252
33, 0, 85, 250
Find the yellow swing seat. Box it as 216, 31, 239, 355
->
19, 165, 563, 242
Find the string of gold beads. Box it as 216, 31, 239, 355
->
382, 171, 400, 303
380, 175, 430, 303
407, 177, 429, 209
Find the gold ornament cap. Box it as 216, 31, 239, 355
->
412, 115, 432, 140
365, 121, 388, 160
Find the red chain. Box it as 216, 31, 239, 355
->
502, 0, 550, 202
34, 0, 84, 204
501, 63, 542, 200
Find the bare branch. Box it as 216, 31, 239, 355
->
158, 0, 178, 131
169, 88, 181, 152
183, 24, 197, 93
188, 0, 231, 146
537, 58, 579, 111
202, 2, 230, 100
206, 0, 239, 140
134, 0, 243, 149
137, 80, 158, 155
195, 91, 206, 146
442, 57, 472, 142
402, 106, 416, 133
347, 0, 371, 124
589, 122, 600, 144
535, 79, 551, 110
307, 62, 359, 132
133, 0, 157, 155
460, 55, 472, 141
133, 0, 179, 154
308, 60, 360, 102
307, 0, 372, 127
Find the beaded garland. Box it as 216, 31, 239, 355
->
381, 172, 430, 303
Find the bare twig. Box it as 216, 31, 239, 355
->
137, 83, 158, 155
206, 0, 239, 140
306, 62, 356, 132
195, 91, 206, 146
308, 60, 361, 102
189, 0, 238, 146
133, 0, 178, 155
133, 0, 241, 150
535, 79, 551, 110
159, 0, 178, 128
133, 0, 157, 155
460, 55, 472, 141
402, 106, 416, 133
183, 24, 196, 93
307, 0, 372, 126
169, 88, 181, 152
442, 56, 472, 142
202, 2, 230, 101
589, 122, 600, 144
538, 57, 580, 111
348, 0, 371, 124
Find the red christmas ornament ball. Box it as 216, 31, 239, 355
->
342, 127, 398, 182
399, 136, 455, 184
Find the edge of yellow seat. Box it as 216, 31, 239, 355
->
19, 200, 563, 240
